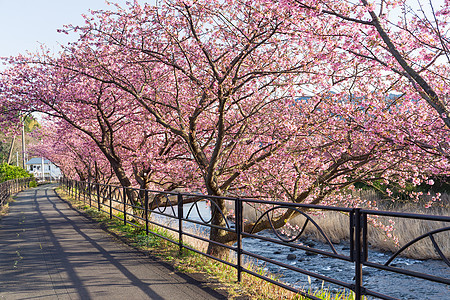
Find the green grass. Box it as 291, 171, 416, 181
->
56, 186, 358, 300
0, 202, 10, 218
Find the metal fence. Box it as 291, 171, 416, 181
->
0, 178, 33, 207
61, 178, 450, 300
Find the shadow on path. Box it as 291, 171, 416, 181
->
0, 185, 226, 300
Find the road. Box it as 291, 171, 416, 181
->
0, 184, 226, 299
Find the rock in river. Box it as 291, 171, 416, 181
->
287, 254, 297, 260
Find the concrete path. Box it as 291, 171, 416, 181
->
0, 185, 226, 300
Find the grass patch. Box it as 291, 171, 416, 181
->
0, 196, 16, 219
0, 202, 10, 218
55, 186, 356, 300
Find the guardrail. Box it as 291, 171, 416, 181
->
0, 178, 34, 207
61, 177, 449, 300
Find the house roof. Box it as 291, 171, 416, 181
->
26, 158, 52, 165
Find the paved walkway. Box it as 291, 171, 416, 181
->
0, 185, 225, 299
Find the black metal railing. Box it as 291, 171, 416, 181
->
0, 177, 34, 207
60, 177, 450, 300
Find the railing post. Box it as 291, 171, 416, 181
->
235, 198, 243, 282
145, 190, 149, 235
97, 184, 101, 211
123, 187, 127, 226
109, 185, 112, 219
76, 181, 79, 201
353, 208, 364, 300
362, 212, 368, 264
177, 193, 183, 255
83, 182, 86, 205
88, 181, 92, 207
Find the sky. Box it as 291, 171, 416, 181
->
0, 0, 148, 61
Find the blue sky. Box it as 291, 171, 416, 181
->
0, 0, 148, 59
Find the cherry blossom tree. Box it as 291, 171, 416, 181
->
1, 0, 448, 259
29, 121, 115, 183
272, 0, 450, 154
0, 57, 192, 209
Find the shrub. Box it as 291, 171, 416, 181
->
0, 163, 33, 182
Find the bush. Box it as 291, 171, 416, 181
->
0, 163, 33, 182
29, 180, 37, 187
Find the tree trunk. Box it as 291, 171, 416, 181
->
206, 198, 235, 260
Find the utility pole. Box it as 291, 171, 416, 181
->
22, 117, 26, 169
7, 136, 16, 165
41, 157, 45, 181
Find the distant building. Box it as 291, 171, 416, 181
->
26, 158, 62, 181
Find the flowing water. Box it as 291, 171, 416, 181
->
242, 231, 449, 299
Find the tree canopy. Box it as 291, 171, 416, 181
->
0, 0, 448, 257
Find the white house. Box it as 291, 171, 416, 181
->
26, 158, 62, 181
